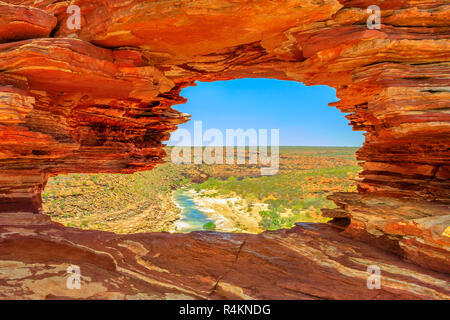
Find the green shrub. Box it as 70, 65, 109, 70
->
203, 221, 216, 231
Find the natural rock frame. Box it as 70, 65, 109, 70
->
0, 0, 449, 276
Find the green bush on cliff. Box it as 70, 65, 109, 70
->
203, 221, 216, 231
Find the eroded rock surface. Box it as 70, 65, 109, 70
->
0, 0, 449, 297
0, 218, 448, 300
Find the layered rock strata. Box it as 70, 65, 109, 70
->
0, 0, 449, 294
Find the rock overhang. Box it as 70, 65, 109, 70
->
0, 0, 448, 276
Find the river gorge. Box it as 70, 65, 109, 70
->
172, 190, 217, 233
171, 189, 263, 234
0, 0, 448, 300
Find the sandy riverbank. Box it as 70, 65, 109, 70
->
188, 189, 264, 233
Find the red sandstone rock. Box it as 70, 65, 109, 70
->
0, 2, 57, 43
0, 221, 448, 300
0, 0, 448, 296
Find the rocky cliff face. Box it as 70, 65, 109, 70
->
0, 0, 449, 298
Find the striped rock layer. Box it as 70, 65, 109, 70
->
0, 0, 448, 299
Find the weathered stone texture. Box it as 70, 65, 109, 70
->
0, 0, 448, 298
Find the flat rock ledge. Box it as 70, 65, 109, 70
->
0, 218, 448, 300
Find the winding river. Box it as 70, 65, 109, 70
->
172, 189, 216, 233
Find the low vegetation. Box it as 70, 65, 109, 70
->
192, 165, 359, 230
203, 221, 217, 231
43, 147, 360, 233
43, 163, 188, 232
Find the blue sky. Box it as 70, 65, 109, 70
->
168, 79, 364, 147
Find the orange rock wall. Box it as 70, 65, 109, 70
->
0, 0, 449, 272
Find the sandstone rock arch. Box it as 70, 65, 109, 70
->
0, 0, 449, 298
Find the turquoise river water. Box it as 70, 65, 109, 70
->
173, 189, 215, 233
